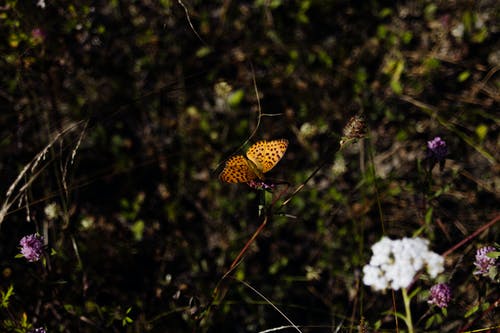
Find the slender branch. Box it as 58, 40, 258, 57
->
442, 214, 500, 258
237, 278, 302, 333
177, 0, 206, 44
229, 215, 268, 271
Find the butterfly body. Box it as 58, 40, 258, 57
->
219, 139, 288, 183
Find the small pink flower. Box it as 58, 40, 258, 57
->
474, 246, 498, 276
427, 137, 448, 161
19, 234, 44, 262
428, 283, 452, 308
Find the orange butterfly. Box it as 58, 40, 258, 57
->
219, 139, 288, 183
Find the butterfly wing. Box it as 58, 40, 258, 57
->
246, 139, 288, 174
219, 155, 258, 183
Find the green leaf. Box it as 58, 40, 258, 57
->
472, 28, 488, 43
396, 129, 408, 141
390, 80, 403, 94
123, 316, 133, 325
423, 57, 440, 72
475, 124, 488, 141
389, 59, 405, 94
122, 307, 134, 326
424, 4, 438, 20
316, 49, 333, 68
269, 257, 288, 275
195, 46, 212, 58
463, 11, 473, 32
408, 286, 421, 299
464, 304, 479, 318
255, 0, 282, 9
235, 267, 245, 281
227, 89, 245, 107
64, 304, 75, 313
425, 314, 436, 329
402, 31, 413, 44
425, 207, 433, 224
1, 285, 14, 308
486, 251, 500, 259
457, 71, 470, 82
377, 25, 388, 39
441, 307, 448, 316
131, 220, 145, 241
379, 8, 393, 18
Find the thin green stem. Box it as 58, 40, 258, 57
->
402, 288, 414, 333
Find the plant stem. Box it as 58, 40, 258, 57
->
402, 288, 414, 333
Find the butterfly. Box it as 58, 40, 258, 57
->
219, 139, 289, 183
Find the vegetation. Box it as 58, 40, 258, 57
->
1, 1, 498, 332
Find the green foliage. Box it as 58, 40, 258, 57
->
122, 307, 133, 327
475, 124, 488, 142
2, 312, 32, 333
0, 0, 498, 332
425, 311, 446, 330
0, 286, 14, 309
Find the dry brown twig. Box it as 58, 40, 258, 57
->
0, 121, 86, 226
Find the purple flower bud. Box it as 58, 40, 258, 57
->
19, 234, 44, 262
247, 180, 275, 190
473, 246, 498, 276
428, 283, 452, 308
31, 28, 46, 43
427, 137, 448, 161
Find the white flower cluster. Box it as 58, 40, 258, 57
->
363, 237, 444, 291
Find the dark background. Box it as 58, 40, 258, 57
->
0, 1, 498, 332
